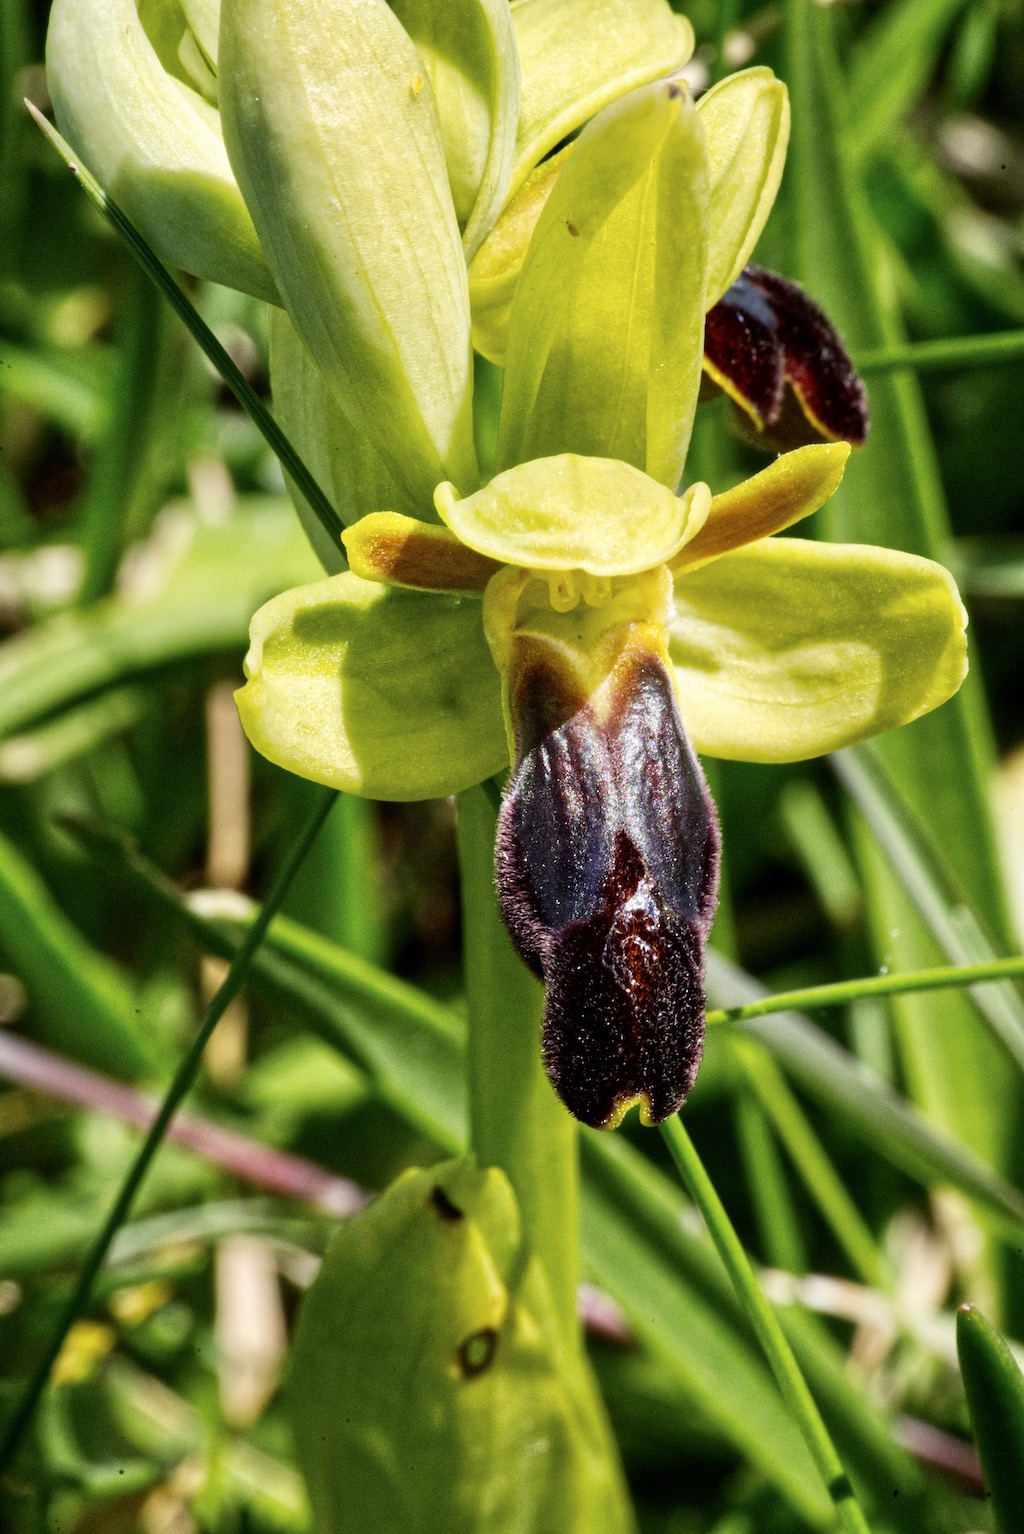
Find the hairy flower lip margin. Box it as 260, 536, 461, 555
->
703, 265, 870, 450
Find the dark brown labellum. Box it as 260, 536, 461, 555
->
704, 265, 869, 450
496, 652, 720, 1129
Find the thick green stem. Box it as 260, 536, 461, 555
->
456, 784, 579, 1348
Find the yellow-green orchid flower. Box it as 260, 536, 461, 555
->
236, 441, 967, 1128
218, 48, 969, 1132
54, 2, 967, 1131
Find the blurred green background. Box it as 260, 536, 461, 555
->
2, 0, 1024, 1530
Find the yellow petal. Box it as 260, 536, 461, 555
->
468, 146, 570, 366
671, 442, 849, 573
670, 538, 968, 762
496, 79, 709, 488
236, 575, 506, 801
510, 0, 693, 196
436, 456, 710, 576
697, 68, 790, 309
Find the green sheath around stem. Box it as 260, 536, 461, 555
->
456, 782, 580, 1351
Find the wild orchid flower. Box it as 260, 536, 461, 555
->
48, 0, 968, 1133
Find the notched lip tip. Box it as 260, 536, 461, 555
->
596, 1091, 671, 1132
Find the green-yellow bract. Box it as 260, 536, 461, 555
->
289, 1157, 635, 1534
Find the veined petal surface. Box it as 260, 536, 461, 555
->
220, 0, 477, 507
236, 575, 507, 801
390, 0, 520, 261
510, 0, 693, 196
670, 538, 969, 762
697, 68, 790, 309
436, 456, 710, 576
497, 80, 710, 486
46, 0, 274, 302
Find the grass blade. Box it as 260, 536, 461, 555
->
956, 1304, 1024, 1532
660, 1116, 873, 1534
0, 788, 336, 1475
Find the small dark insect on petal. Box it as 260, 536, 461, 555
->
703, 265, 869, 450
497, 652, 719, 1129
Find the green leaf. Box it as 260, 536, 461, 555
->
390, 0, 520, 260
85, 837, 1001, 1520
289, 1159, 636, 1534
670, 536, 967, 762
846, 0, 970, 163
219, 0, 477, 508
783, 0, 1017, 1189
0, 826, 156, 1079
956, 1305, 1024, 1533
236, 574, 507, 801
835, 747, 1024, 1082
580, 1134, 833, 1528
509, 0, 693, 196
45, 0, 274, 301
497, 78, 709, 486
706, 950, 1024, 1245
0, 497, 321, 743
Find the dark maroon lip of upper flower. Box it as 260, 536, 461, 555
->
496, 651, 720, 1129
703, 265, 869, 451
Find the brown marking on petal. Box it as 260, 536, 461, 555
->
508, 644, 588, 760
671, 441, 850, 573
343, 513, 499, 592
456, 1328, 498, 1378
430, 1184, 465, 1221
496, 650, 720, 1128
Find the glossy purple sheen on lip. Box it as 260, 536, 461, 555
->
704, 265, 869, 450
496, 653, 720, 1129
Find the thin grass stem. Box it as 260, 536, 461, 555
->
705, 953, 1024, 1028
24, 102, 344, 553
857, 328, 1024, 374
660, 1115, 874, 1534
0, 788, 336, 1476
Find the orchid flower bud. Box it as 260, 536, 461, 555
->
389, 0, 521, 262
704, 265, 870, 450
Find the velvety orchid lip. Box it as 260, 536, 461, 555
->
497, 649, 719, 1128
703, 264, 870, 450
